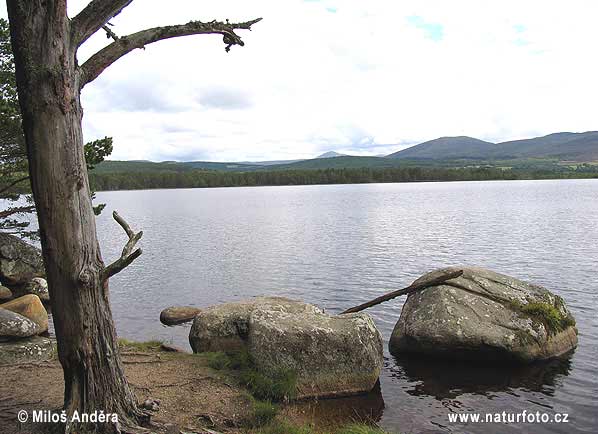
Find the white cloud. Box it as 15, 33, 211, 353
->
3, 0, 598, 161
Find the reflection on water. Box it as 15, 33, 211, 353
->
389, 354, 573, 400
290, 381, 385, 430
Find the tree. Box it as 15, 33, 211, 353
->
1, 18, 113, 236
6, 2, 261, 432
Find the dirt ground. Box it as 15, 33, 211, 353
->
0, 346, 383, 434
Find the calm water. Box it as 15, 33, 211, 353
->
66, 180, 598, 432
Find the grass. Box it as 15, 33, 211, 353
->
247, 398, 279, 427
519, 301, 576, 335
204, 350, 297, 402
335, 423, 390, 434
252, 420, 390, 434
117, 338, 163, 351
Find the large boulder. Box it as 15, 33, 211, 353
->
0, 308, 43, 339
389, 267, 578, 363
0, 336, 55, 365
160, 306, 202, 325
0, 294, 48, 332
0, 233, 44, 286
24, 277, 50, 302
189, 297, 383, 398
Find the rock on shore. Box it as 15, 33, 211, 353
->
389, 267, 578, 363
0, 294, 48, 332
0, 336, 55, 365
0, 233, 45, 286
0, 308, 43, 339
0, 285, 12, 301
189, 296, 383, 398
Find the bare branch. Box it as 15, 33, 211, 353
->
80, 18, 262, 87
0, 176, 29, 195
102, 24, 120, 42
71, 0, 133, 47
341, 269, 464, 314
102, 211, 143, 281
0, 206, 36, 219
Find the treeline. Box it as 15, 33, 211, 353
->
89, 166, 598, 191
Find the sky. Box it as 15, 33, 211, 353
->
2, 0, 598, 162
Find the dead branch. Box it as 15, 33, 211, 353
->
80, 17, 262, 87
102, 211, 143, 282
0, 176, 29, 195
341, 269, 463, 314
71, 0, 133, 46
0, 205, 36, 219
102, 23, 119, 41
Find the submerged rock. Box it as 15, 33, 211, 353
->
189, 296, 383, 398
0, 294, 48, 332
160, 306, 202, 325
0, 233, 44, 286
24, 277, 50, 302
0, 308, 43, 339
0, 336, 55, 365
389, 267, 578, 363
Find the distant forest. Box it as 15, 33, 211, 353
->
89, 165, 598, 191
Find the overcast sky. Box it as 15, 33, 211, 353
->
3, 0, 598, 162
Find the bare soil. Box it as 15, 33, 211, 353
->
0, 347, 382, 433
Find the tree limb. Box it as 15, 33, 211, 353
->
102, 211, 143, 282
71, 0, 133, 47
80, 17, 263, 87
340, 269, 464, 314
0, 205, 36, 219
0, 176, 29, 195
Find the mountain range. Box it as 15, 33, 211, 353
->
387, 131, 598, 162
94, 131, 598, 174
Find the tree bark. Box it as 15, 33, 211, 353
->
6, 2, 146, 432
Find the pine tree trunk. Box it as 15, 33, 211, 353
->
7, 2, 146, 432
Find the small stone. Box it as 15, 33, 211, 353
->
0, 285, 12, 301
142, 398, 160, 411
24, 277, 49, 302
160, 306, 202, 326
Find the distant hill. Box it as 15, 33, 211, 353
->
317, 151, 347, 158
386, 136, 497, 160
388, 131, 598, 162
495, 131, 598, 161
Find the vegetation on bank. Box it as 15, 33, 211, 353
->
254, 420, 390, 434
205, 349, 298, 402
84, 165, 598, 192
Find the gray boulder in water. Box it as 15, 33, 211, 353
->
389, 267, 578, 363
0, 233, 45, 286
189, 296, 383, 398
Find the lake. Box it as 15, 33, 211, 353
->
66, 180, 598, 432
